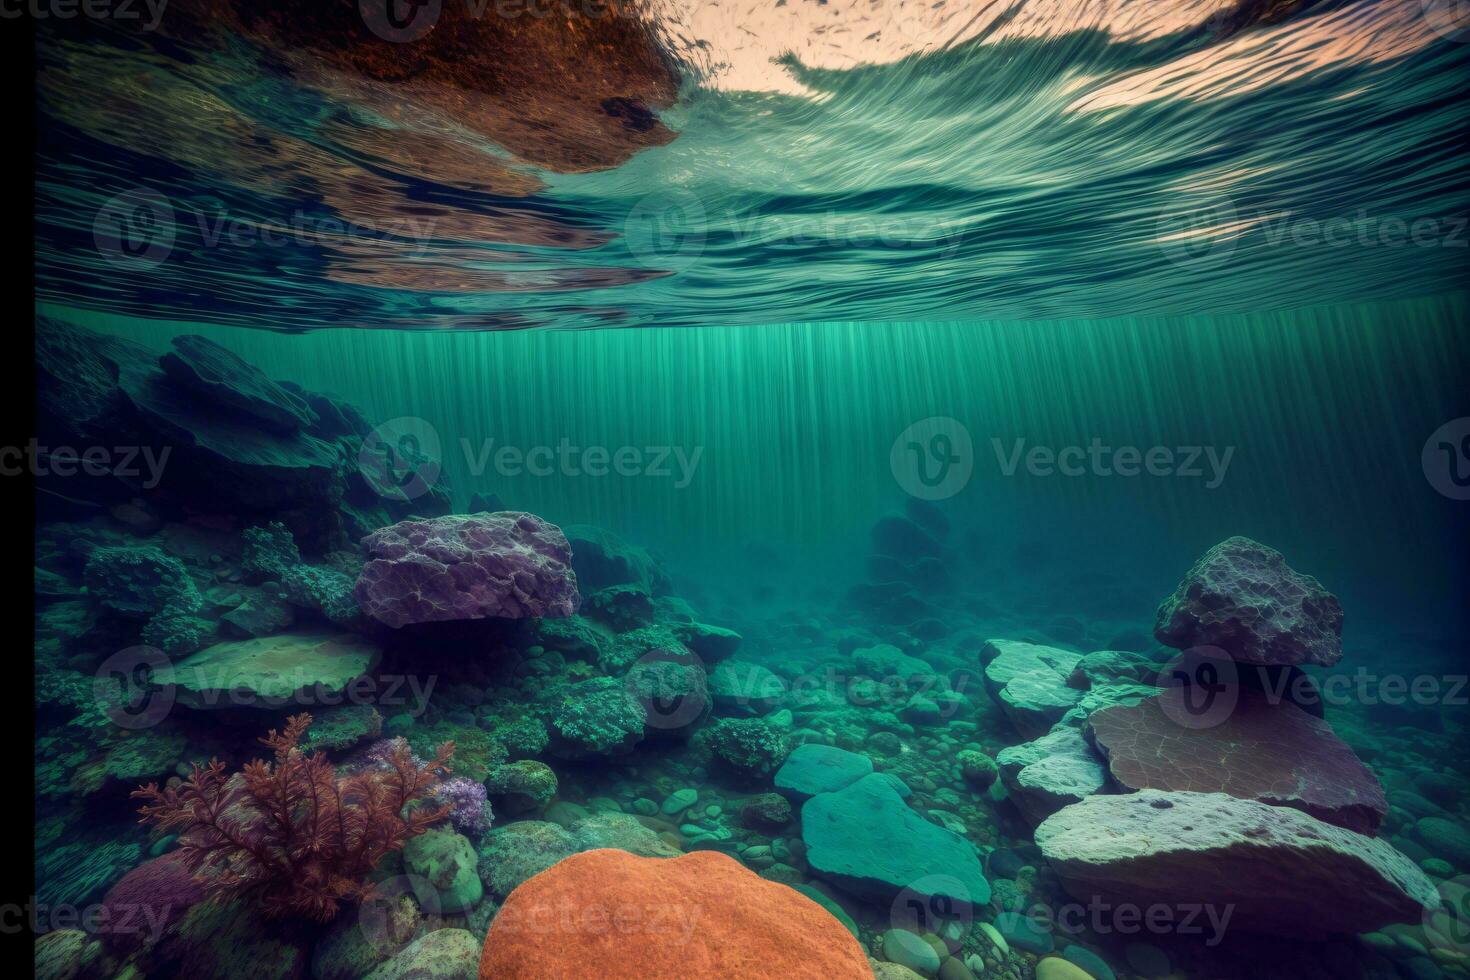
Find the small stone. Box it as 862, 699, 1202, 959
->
662, 788, 699, 816
882, 929, 941, 975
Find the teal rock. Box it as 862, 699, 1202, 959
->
702, 717, 791, 780
709, 661, 787, 715
1063, 944, 1118, 980
673, 621, 743, 662
853, 643, 932, 680
1414, 817, 1470, 867
1124, 941, 1172, 978
881, 928, 941, 974
774, 743, 874, 802
631, 797, 659, 816
802, 772, 990, 906
662, 788, 699, 815
403, 828, 483, 914
981, 640, 1084, 739
993, 910, 1053, 954
996, 725, 1106, 823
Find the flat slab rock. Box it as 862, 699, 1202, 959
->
161, 334, 318, 433
1087, 687, 1387, 835
354, 512, 580, 628
802, 772, 990, 907
982, 640, 1083, 739
153, 629, 381, 709
775, 744, 874, 802
997, 726, 1107, 824
1154, 536, 1343, 667
1035, 790, 1436, 938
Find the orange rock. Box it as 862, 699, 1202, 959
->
479, 848, 874, 980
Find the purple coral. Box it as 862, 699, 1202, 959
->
353, 512, 580, 628
433, 777, 493, 838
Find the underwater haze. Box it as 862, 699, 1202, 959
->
28, 3, 1470, 980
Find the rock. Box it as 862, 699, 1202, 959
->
709, 662, 786, 715
33, 929, 87, 980
802, 773, 990, 906
740, 793, 794, 830
569, 812, 681, 857
626, 658, 711, 738
1414, 817, 1470, 868
219, 588, 296, 637
546, 677, 647, 759
157, 896, 311, 980
299, 704, 383, 753
872, 964, 927, 980
854, 644, 933, 681
872, 514, 944, 560
402, 828, 483, 914
364, 929, 479, 980
585, 583, 656, 631
1062, 945, 1116, 980
1035, 790, 1438, 937
354, 512, 579, 628
97, 852, 206, 954
672, 621, 743, 662
1154, 536, 1343, 667
774, 744, 875, 802
1069, 650, 1159, 688
981, 640, 1084, 738
996, 726, 1107, 823
484, 760, 558, 814
882, 929, 941, 975
152, 629, 381, 709
702, 717, 790, 781
160, 335, 317, 433
1036, 958, 1096, 980
475, 821, 581, 900
957, 750, 998, 790
1087, 688, 1387, 835
937, 957, 977, 980
661, 788, 699, 816
563, 524, 670, 595
477, 849, 871, 978
993, 910, 1053, 954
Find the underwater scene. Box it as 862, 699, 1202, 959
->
26, 2, 1470, 980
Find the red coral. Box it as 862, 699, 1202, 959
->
133, 712, 454, 921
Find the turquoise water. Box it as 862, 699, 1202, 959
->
29, 4, 1470, 980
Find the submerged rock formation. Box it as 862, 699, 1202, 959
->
981, 640, 1083, 738
1035, 790, 1436, 938
354, 512, 580, 628
802, 772, 990, 907
1154, 536, 1344, 666
153, 629, 381, 709
1088, 687, 1387, 835
477, 849, 872, 979
996, 726, 1107, 823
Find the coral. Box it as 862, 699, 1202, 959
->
279, 564, 367, 630
484, 760, 558, 814
132, 713, 453, 921
97, 851, 208, 954
354, 512, 580, 628
140, 603, 212, 655
545, 677, 647, 759
477, 849, 872, 979
84, 545, 201, 618
241, 522, 302, 581
702, 717, 790, 781
431, 777, 493, 838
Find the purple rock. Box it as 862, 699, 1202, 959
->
354, 512, 580, 628
1154, 536, 1343, 667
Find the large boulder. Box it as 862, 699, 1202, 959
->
1154, 537, 1343, 667
1035, 790, 1436, 938
774, 744, 874, 803
982, 640, 1084, 739
152, 629, 381, 709
563, 524, 671, 595
354, 512, 579, 628
802, 773, 990, 907
477, 849, 872, 979
1087, 688, 1387, 835
160, 335, 317, 434
996, 726, 1107, 823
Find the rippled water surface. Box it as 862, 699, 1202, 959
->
34, 0, 1470, 329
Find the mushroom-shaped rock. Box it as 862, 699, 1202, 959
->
355, 512, 580, 628
1154, 536, 1343, 667
477, 849, 872, 979
1035, 790, 1437, 938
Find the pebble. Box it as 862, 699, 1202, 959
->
662, 788, 698, 815
882, 929, 941, 975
